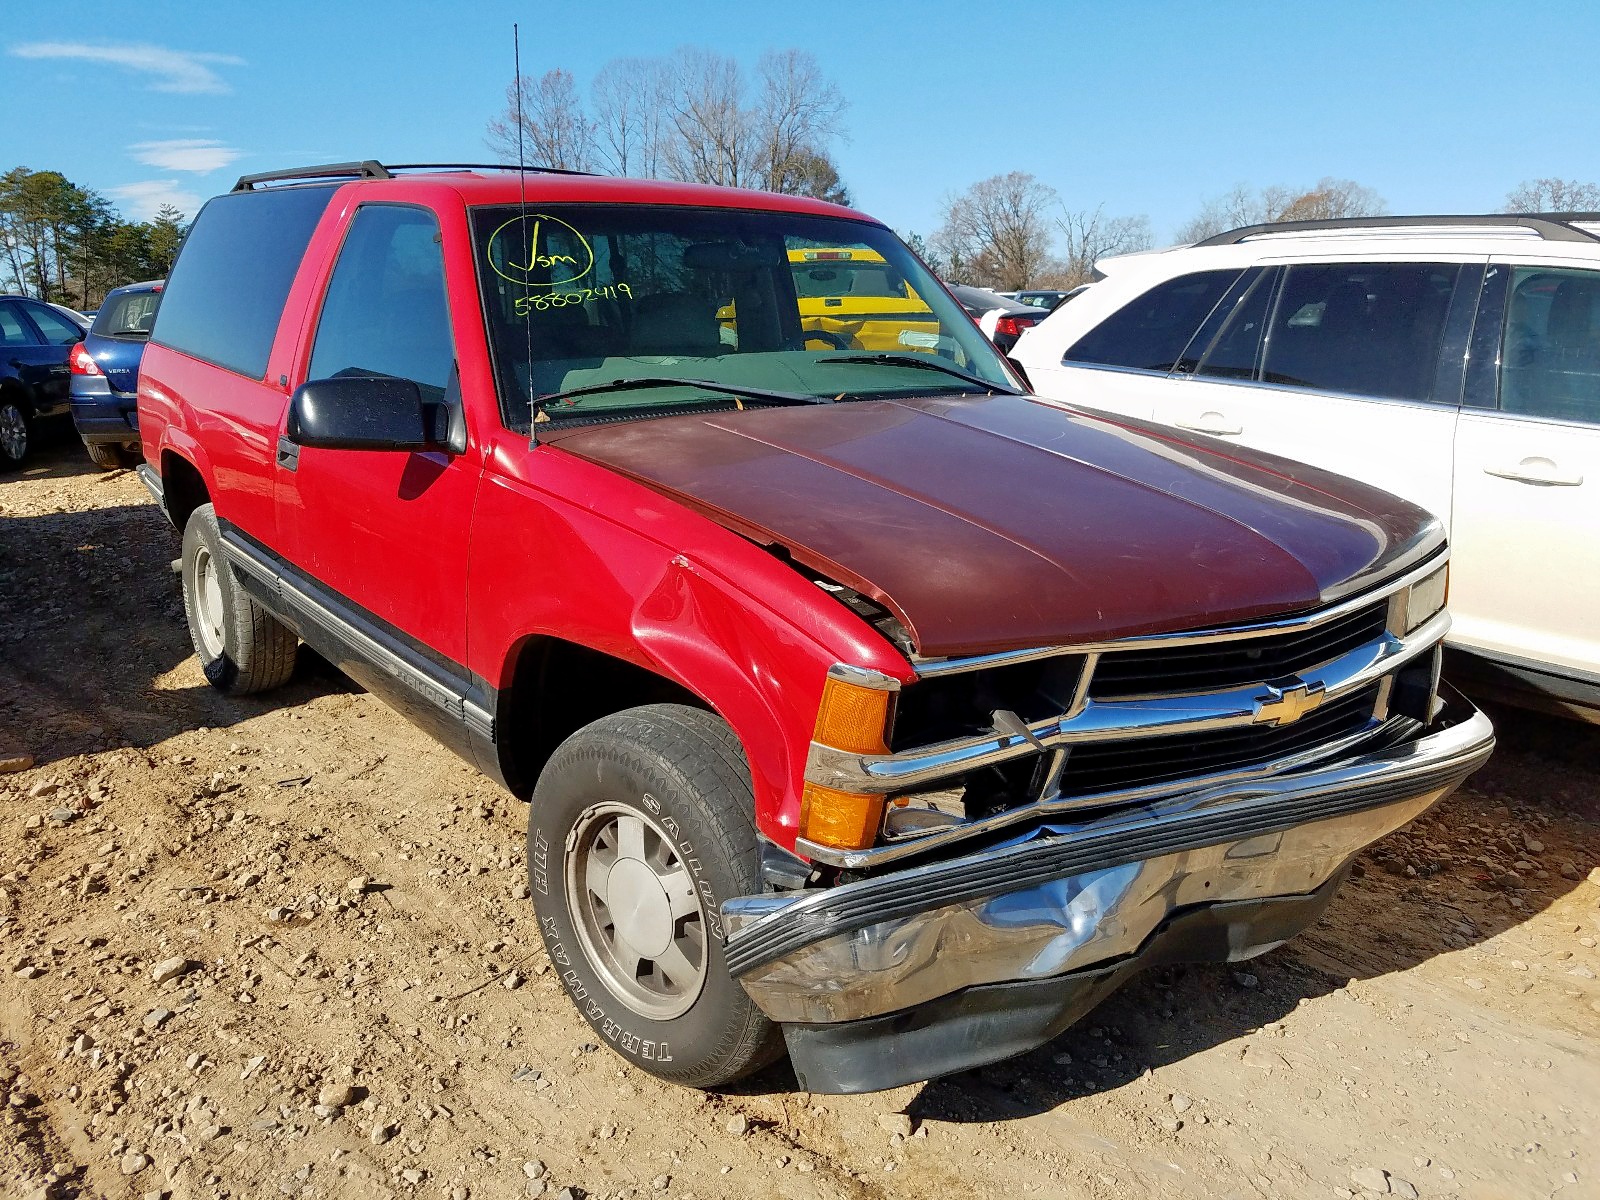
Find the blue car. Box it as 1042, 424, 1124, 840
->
1, 294, 88, 468
70, 279, 162, 469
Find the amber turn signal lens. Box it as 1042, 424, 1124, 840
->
813, 676, 893, 756
799, 783, 887, 851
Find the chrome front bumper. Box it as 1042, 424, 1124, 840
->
723, 692, 1493, 1028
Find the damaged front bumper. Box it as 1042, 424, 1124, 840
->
722, 689, 1494, 1093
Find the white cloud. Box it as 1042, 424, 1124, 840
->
130, 139, 241, 174
10, 42, 243, 94
108, 180, 202, 222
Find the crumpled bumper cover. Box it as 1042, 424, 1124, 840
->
721, 691, 1494, 1091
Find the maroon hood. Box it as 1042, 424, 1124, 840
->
546, 394, 1442, 658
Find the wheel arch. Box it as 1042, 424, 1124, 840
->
159, 446, 212, 531
491, 561, 837, 849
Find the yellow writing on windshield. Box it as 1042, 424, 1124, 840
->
487, 213, 595, 288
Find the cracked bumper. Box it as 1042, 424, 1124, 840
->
722, 690, 1493, 1090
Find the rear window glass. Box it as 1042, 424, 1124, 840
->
153, 186, 336, 379
91, 288, 163, 340
1065, 270, 1239, 373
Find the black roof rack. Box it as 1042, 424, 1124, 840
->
232, 160, 392, 192
231, 160, 599, 192
1197, 213, 1600, 246
384, 162, 598, 178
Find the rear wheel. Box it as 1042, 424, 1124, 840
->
181, 503, 298, 694
528, 704, 783, 1087
0, 399, 31, 469
85, 442, 133, 470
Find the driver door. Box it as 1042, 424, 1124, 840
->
274, 202, 483, 738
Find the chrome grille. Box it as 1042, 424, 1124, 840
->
1058, 684, 1381, 796
1089, 600, 1390, 699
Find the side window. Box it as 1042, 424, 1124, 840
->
308, 205, 455, 397
1499, 266, 1600, 425
1192, 269, 1276, 380
19, 301, 82, 345
1064, 269, 1240, 373
0, 303, 38, 347
1260, 262, 1461, 402
154, 185, 336, 379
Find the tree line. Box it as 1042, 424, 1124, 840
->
486, 47, 850, 203
0, 167, 185, 308
927, 174, 1600, 293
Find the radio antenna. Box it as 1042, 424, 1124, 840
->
513, 23, 539, 444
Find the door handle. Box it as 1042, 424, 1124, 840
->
1483, 459, 1583, 487
1175, 415, 1243, 436
275, 435, 300, 472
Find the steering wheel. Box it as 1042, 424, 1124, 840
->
788, 329, 852, 351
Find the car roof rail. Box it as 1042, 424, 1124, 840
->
1196, 214, 1600, 246
383, 162, 599, 178
231, 161, 601, 193
232, 161, 393, 192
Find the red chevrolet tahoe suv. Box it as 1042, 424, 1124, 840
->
135, 161, 1495, 1094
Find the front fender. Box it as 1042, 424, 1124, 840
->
630, 554, 840, 851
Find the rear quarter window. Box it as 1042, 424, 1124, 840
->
1064, 269, 1240, 373
152, 186, 336, 379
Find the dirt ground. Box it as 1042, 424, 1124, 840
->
1, 431, 1597, 1200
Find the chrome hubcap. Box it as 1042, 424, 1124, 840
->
192, 546, 226, 659
0, 405, 25, 461
565, 803, 707, 1020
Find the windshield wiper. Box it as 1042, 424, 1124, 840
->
535, 376, 832, 415
814, 353, 1021, 395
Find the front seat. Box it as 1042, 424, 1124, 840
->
629, 294, 723, 358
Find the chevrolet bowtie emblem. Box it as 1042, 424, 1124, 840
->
1252, 679, 1326, 726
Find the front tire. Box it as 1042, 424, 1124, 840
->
181, 503, 298, 694
529, 704, 783, 1088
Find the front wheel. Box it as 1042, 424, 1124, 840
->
528, 704, 783, 1087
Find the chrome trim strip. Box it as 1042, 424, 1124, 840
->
816, 714, 1411, 869
909, 551, 1447, 677
809, 609, 1449, 801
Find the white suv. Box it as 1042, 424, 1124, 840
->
1012, 214, 1600, 720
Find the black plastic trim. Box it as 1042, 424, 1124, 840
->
233, 160, 392, 192
1447, 646, 1600, 711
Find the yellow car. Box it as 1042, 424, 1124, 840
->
788, 248, 940, 353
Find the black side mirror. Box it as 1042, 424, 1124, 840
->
286, 376, 448, 451
1005, 356, 1033, 392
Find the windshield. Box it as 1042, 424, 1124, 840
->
470, 204, 1014, 431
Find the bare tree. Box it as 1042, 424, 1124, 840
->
936, 172, 1059, 291
486, 48, 852, 198
659, 48, 751, 187
752, 50, 847, 195
592, 58, 671, 178
486, 68, 596, 171
1503, 178, 1600, 213
1176, 178, 1385, 242
1052, 207, 1154, 287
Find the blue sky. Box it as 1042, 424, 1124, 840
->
5, 0, 1598, 244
